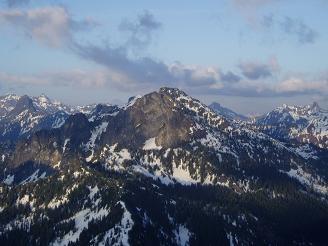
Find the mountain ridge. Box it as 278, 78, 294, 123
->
0, 88, 328, 245
209, 102, 248, 121
256, 101, 328, 149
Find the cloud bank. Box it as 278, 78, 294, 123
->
280, 16, 318, 44
232, 0, 318, 45
0, 4, 326, 101
238, 57, 279, 80
0, 6, 97, 47
5, 0, 30, 8
119, 10, 162, 51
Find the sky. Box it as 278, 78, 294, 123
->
0, 0, 327, 115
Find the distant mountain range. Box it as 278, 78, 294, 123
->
0, 89, 327, 245
256, 102, 328, 149
209, 102, 248, 121
210, 99, 328, 150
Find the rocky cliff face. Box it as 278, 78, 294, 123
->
10, 113, 92, 169
101, 89, 195, 149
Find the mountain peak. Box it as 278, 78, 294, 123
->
209, 102, 247, 121
38, 93, 51, 102
310, 101, 320, 113
3, 93, 20, 100
34, 94, 52, 109
159, 87, 188, 97
1, 89, 328, 245
10, 95, 35, 115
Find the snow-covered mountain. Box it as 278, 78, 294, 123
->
0, 94, 68, 147
0, 94, 72, 116
256, 102, 328, 149
0, 94, 107, 146
32, 94, 76, 114
0, 94, 21, 119
209, 102, 248, 121
0, 89, 328, 245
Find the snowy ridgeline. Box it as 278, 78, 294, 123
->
80, 119, 328, 195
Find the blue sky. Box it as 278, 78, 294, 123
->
0, 0, 327, 114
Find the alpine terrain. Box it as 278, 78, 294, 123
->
0, 88, 328, 245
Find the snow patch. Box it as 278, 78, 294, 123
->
20, 169, 47, 185
133, 165, 174, 185
85, 122, 108, 162
3, 174, 14, 185
282, 166, 328, 194
174, 224, 191, 246
99, 201, 134, 246
51, 206, 110, 246
48, 184, 79, 209
123, 95, 142, 110
172, 163, 197, 185
62, 138, 70, 153
101, 144, 132, 170
143, 137, 162, 150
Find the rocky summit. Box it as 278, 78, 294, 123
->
0, 88, 328, 245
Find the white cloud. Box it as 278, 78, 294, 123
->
73, 42, 225, 90
238, 57, 279, 80
0, 5, 325, 100
275, 78, 328, 94
119, 10, 162, 52
0, 6, 96, 47
0, 69, 109, 88
231, 0, 278, 25
169, 62, 221, 86
1, 68, 328, 99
